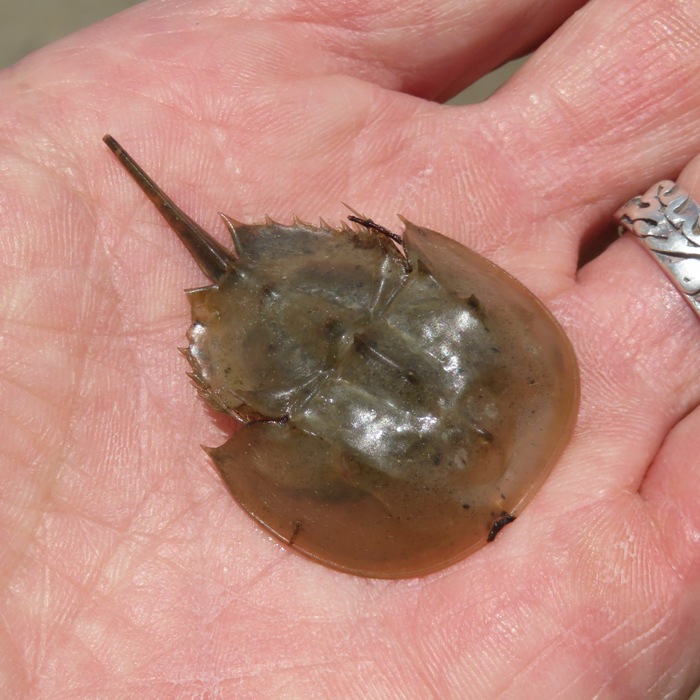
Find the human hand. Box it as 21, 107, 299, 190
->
1, 0, 699, 697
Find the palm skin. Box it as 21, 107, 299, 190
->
1, 0, 700, 697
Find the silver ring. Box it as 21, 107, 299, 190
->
615, 180, 700, 318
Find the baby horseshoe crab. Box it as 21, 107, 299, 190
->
103, 135, 579, 578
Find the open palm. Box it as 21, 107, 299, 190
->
2, 0, 700, 697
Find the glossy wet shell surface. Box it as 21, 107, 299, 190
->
104, 136, 579, 578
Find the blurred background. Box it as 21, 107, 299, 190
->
2, 2, 699, 699
1, 0, 138, 68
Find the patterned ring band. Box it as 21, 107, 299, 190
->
615, 180, 700, 319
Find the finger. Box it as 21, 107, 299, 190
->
633, 157, 700, 577
286, 0, 589, 100
554, 169, 700, 494
91, 0, 587, 100
486, 0, 700, 236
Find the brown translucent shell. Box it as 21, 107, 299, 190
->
104, 135, 579, 578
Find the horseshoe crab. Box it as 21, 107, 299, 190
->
103, 135, 579, 578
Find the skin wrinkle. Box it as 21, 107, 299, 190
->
644, 484, 700, 585
384, 604, 442, 696
615, 610, 676, 673
0, 390, 76, 596
602, 628, 674, 698
503, 582, 588, 691
498, 628, 595, 698
563, 283, 694, 428
498, 500, 660, 686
